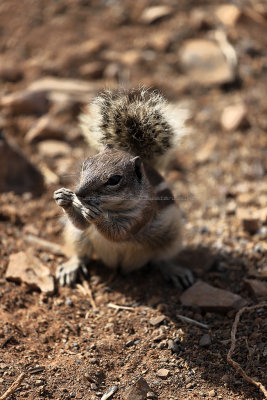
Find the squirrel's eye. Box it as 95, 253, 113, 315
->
106, 175, 122, 186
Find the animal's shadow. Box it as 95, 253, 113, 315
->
83, 245, 263, 400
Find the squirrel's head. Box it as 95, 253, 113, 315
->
75, 147, 147, 211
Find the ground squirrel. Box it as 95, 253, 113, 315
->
54, 88, 193, 288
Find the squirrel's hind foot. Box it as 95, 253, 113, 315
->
153, 261, 194, 290
56, 256, 88, 286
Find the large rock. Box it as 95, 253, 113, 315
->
180, 280, 247, 312
0, 131, 44, 195
179, 39, 235, 86
5, 251, 54, 294
0, 90, 49, 114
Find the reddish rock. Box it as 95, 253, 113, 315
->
244, 279, 267, 298
180, 280, 247, 312
125, 377, 153, 400
156, 368, 170, 379
5, 251, 54, 294
149, 315, 166, 326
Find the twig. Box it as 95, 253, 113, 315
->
25, 234, 63, 255
176, 314, 209, 329
76, 280, 97, 310
107, 303, 134, 311
0, 372, 26, 400
227, 303, 267, 399
101, 385, 118, 400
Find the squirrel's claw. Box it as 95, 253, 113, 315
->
56, 256, 88, 286
154, 261, 194, 290
54, 187, 75, 208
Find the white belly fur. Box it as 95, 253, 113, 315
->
90, 204, 182, 272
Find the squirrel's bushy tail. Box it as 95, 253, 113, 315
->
80, 88, 188, 166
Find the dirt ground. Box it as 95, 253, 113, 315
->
0, 0, 266, 399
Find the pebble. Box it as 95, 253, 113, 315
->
5, 251, 54, 294
208, 389, 216, 397
149, 315, 166, 326
140, 6, 172, 24
215, 4, 241, 26
220, 103, 248, 131
147, 392, 157, 399
199, 334, 211, 347
156, 368, 170, 379
168, 340, 180, 353
125, 377, 152, 400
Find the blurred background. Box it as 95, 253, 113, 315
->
0, 0, 266, 260
0, 1, 267, 399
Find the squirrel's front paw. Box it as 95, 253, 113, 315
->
81, 203, 102, 222
54, 188, 75, 208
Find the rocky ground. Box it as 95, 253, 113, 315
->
0, 1, 266, 399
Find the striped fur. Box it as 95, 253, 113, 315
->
80, 88, 187, 167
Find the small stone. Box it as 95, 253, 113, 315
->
179, 39, 235, 86
0, 132, 44, 195
5, 251, 54, 294
226, 200, 236, 215
180, 280, 247, 312
79, 62, 105, 80
37, 140, 71, 158
215, 4, 241, 26
186, 382, 194, 389
140, 6, 172, 24
149, 315, 166, 326
91, 383, 97, 390
168, 340, 180, 353
220, 103, 248, 132
126, 340, 135, 347
199, 334, 211, 347
244, 279, 267, 298
147, 392, 157, 399
65, 297, 73, 307
125, 378, 152, 400
156, 368, 170, 379
208, 389, 216, 397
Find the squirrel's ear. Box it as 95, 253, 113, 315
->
132, 156, 142, 182
104, 143, 113, 150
